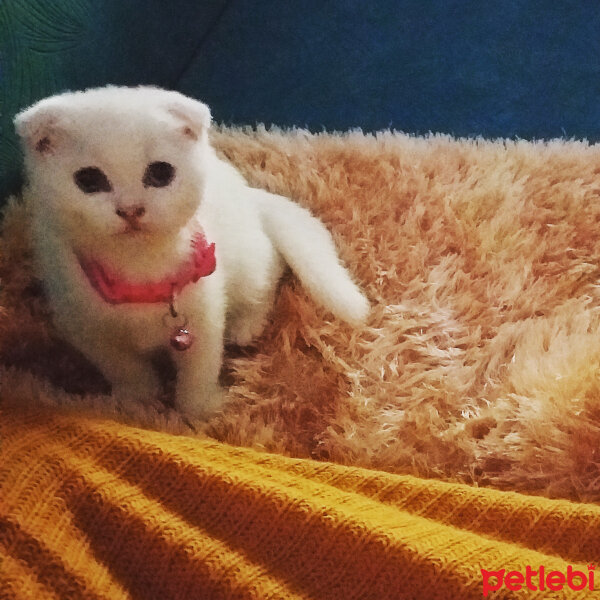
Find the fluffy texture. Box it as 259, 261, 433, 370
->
12, 86, 368, 419
2, 126, 600, 501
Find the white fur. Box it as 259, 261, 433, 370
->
15, 86, 369, 419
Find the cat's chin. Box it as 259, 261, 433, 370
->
114, 228, 150, 238
109, 226, 182, 249
111, 222, 162, 240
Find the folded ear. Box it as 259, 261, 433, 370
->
165, 94, 211, 141
14, 103, 66, 156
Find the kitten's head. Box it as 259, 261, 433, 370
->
14, 86, 211, 249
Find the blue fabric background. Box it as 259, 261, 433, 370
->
2, 0, 600, 201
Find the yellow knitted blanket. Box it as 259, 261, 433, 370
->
1, 403, 599, 599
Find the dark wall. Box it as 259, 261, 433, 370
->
2, 0, 600, 201
180, 0, 600, 139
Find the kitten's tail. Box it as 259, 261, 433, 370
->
257, 192, 370, 325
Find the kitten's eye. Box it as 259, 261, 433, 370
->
143, 161, 175, 188
74, 167, 112, 194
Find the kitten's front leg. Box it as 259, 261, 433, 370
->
171, 287, 227, 420
91, 346, 160, 405
172, 325, 226, 419
55, 310, 160, 405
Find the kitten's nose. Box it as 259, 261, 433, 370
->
116, 205, 145, 220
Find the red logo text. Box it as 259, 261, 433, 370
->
481, 564, 595, 596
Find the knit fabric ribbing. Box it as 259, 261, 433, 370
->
1, 403, 598, 599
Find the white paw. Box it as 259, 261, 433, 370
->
228, 315, 267, 346
176, 385, 227, 421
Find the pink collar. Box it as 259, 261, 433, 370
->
77, 232, 216, 304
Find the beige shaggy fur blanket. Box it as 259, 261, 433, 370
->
2, 128, 599, 502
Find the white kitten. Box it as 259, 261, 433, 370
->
14, 86, 369, 419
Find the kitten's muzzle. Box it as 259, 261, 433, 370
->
116, 205, 146, 232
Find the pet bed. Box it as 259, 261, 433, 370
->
1, 127, 599, 598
